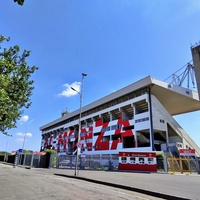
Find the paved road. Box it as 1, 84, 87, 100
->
0, 164, 162, 200
51, 167, 199, 200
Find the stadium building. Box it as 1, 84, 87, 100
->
40, 44, 200, 171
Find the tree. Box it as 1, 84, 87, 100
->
0, 35, 38, 135
13, 0, 24, 6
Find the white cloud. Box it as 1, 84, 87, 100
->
15, 132, 32, 144
26, 133, 32, 137
59, 81, 81, 97
16, 132, 32, 137
20, 115, 29, 123
16, 132, 24, 137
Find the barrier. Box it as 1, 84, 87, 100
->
167, 157, 191, 173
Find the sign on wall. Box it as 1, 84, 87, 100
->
179, 149, 196, 156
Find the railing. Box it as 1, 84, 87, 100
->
166, 157, 200, 173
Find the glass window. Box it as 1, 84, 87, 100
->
148, 158, 154, 164
139, 157, 145, 164
130, 157, 136, 164
111, 134, 121, 140
80, 132, 86, 137
121, 157, 127, 163
94, 132, 100, 136
102, 136, 110, 141
106, 126, 110, 131
111, 125, 117, 130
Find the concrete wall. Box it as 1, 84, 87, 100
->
151, 95, 200, 157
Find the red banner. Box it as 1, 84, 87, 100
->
179, 149, 195, 156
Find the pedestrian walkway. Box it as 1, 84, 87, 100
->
52, 168, 199, 200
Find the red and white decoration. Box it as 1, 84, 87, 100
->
118, 151, 157, 172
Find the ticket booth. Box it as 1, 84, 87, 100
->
119, 151, 157, 172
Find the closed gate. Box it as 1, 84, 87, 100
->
167, 157, 190, 173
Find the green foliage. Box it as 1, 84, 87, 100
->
0, 35, 38, 135
44, 149, 57, 154
0, 151, 11, 155
22, 150, 33, 154
13, 0, 24, 6
43, 150, 57, 167
156, 152, 164, 158
0, 151, 6, 155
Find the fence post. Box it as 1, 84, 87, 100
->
56, 153, 59, 168
49, 153, 55, 168
188, 157, 191, 174
198, 159, 200, 174
164, 157, 168, 173
23, 154, 26, 166
172, 158, 175, 174
180, 158, 183, 174
30, 154, 34, 168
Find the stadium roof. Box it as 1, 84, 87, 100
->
40, 76, 200, 130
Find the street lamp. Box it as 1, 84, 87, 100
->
71, 72, 87, 176
4, 134, 13, 162
20, 123, 27, 152
18, 123, 27, 165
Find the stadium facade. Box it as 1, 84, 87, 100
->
40, 75, 200, 158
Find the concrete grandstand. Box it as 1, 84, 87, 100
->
40, 76, 200, 157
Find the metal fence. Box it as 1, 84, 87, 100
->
57, 154, 119, 170
17, 153, 52, 168
6, 152, 199, 174
167, 157, 200, 173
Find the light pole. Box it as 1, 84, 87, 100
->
19, 123, 27, 165
71, 72, 87, 176
20, 123, 27, 152
4, 134, 13, 162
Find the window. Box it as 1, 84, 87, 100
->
130, 157, 136, 164
80, 132, 86, 137
121, 157, 127, 163
69, 135, 74, 140
139, 158, 145, 164
148, 158, 154, 164
111, 125, 117, 130
111, 124, 122, 130
94, 132, 101, 136
123, 125, 134, 131
102, 136, 110, 141
102, 126, 110, 132
135, 117, 149, 123
112, 134, 121, 141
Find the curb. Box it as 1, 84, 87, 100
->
54, 173, 191, 200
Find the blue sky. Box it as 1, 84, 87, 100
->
1, 0, 200, 153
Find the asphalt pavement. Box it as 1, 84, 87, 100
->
1, 163, 200, 200
51, 168, 200, 200
0, 163, 164, 200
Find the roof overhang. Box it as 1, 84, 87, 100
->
150, 78, 200, 115
40, 76, 200, 130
